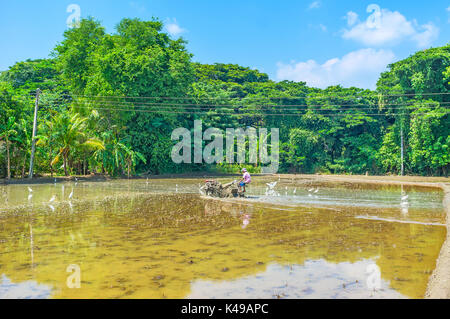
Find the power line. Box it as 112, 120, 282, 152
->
33, 91, 450, 106
40, 96, 450, 110
68, 104, 450, 117
60, 91, 450, 100
71, 101, 448, 111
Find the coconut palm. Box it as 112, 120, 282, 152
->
13, 118, 32, 178
93, 129, 146, 177
36, 117, 57, 176
50, 111, 104, 176
0, 116, 18, 179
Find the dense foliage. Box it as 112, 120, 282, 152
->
0, 17, 448, 178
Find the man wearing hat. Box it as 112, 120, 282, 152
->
238, 168, 251, 193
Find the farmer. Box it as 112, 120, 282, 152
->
238, 168, 251, 193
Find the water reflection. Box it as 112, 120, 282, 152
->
241, 212, 251, 229
400, 185, 409, 216
188, 260, 406, 299
0, 179, 446, 299
0, 275, 52, 299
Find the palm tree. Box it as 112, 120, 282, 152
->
14, 118, 32, 178
121, 144, 146, 178
93, 129, 146, 177
0, 116, 17, 179
36, 117, 56, 176
51, 111, 104, 176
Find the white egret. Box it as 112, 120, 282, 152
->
68, 189, 74, 200
49, 195, 56, 203
266, 181, 277, 189
28, 187, 33, 193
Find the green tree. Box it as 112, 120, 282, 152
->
0, 117, 18, 179
50, 111, 104, 176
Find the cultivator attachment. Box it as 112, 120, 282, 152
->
200, 180, 245, 198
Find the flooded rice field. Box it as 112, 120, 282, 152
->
0, 177, 446, 299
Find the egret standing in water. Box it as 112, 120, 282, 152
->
68, 189, 74, 200
49, 195, 56, 203
265, 181, 278, 196
266, 181, 277, 189
27, 187, 33, 201
400, 191, 409, 215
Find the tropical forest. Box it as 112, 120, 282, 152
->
1, 17, 449, 179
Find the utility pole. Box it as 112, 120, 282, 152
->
28, 88, 41, 179
400, 121, 404, 176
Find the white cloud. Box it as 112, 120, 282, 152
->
412, 23, 439, 48
447, 6, 450, 22
129, 1, 146, 13
308, 23, 327, 32
342, 7, 439, 48
165, 18, 186, 37
308, 1, 321, 9
276, 48, 395, 89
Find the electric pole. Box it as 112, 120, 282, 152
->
28, 88, 41, 179
400, 123, 404, 176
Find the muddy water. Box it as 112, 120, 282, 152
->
0, 177, 446, 299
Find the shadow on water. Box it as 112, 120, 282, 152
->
0, 177, 446, 299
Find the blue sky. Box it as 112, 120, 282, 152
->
1, 0, 449, 89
